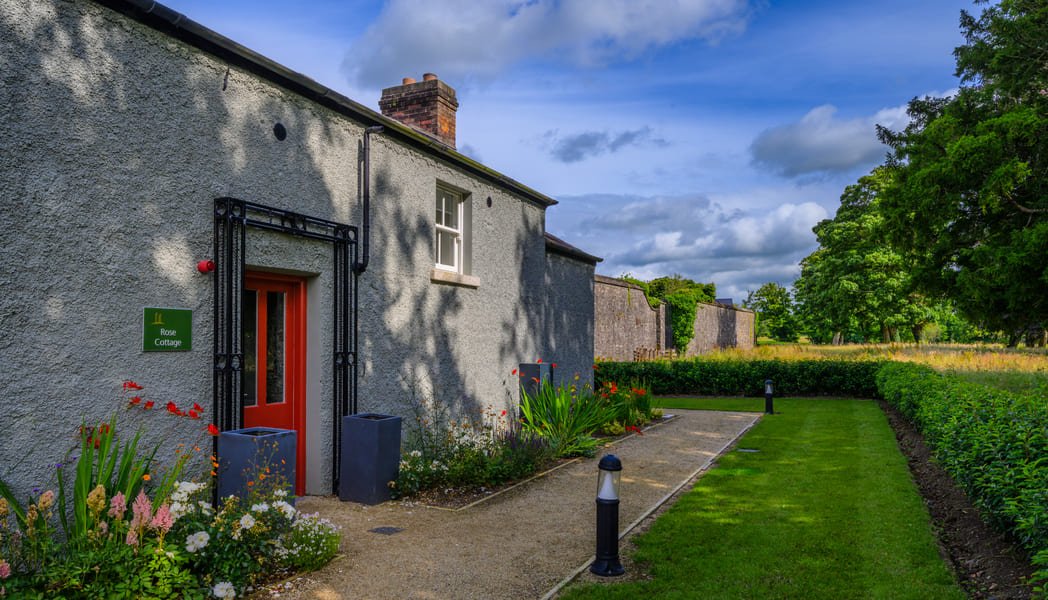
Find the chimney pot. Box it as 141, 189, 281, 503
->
379, 75, 458, 148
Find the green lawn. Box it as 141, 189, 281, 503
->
563, 398, 963, 600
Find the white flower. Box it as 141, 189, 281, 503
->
273, 489, 288, 498
250, 502, 269, 513
198, 500, 214, 515
409, 450, 422, 458
239, 514, 256, 530
170, 501, 188, 521
212, 581, 236, 598
185, 531, 210, 553
273, 500, 296, 519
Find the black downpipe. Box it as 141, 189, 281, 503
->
354, 125, 384, 273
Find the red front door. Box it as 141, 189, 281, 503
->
243, 273, 307, 495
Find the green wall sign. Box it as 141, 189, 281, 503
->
143, 307, 192, 352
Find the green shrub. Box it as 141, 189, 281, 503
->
596, 359, 883, 397
876, 362, 1048, 586
520, 381, 610, 457
275, 513, 340, 572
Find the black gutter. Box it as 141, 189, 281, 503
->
91, 0, 558, 210
354, 126, 384, 274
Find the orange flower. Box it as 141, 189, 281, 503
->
211, 470, 217, 477
246, 481, 254, 487
207, 423, 220, 436
142, 474, 151, 482
129, 396, 142, 405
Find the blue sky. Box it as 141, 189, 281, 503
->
163, 0, 973, 302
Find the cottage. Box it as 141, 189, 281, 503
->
0, 0, 599, 498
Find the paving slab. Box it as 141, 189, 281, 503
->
267, 409, 760, 600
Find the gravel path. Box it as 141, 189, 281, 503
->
267, 410, 760, 599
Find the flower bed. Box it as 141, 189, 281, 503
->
389, 368, 660, 506
0, 381, 340, 598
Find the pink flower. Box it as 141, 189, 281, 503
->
108, 492, 127, 520
125, 529, 138, 547
129, 491, 152, 530
0, 559, 10, 579
150, 504, 174, 533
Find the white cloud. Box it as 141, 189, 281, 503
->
342, 0, 753, 87
549, 193, 827, 301
750, 103, 909, 178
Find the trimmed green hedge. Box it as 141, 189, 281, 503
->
595, 359, 883, 398
876, 363, 1048, 578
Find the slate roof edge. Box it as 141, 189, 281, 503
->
544, 233, 603, 265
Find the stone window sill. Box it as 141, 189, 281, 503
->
430, 268, 480, 289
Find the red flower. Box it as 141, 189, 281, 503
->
511, 369, 517, 376
536, 358, 542, 363
207, 423, 220, 436
188, 410, 200, 420
192, 403, 204, 413
144, 400, 154, 410
500, 410, 507, 416
626, 425, 643, 436
166, 401, 179, 415
123, 380, 143, 391
129, 396, 141, 405
632, 388, 647, 396
551, 363, 557, 368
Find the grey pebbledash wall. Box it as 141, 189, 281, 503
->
593, 276, 755, 360
0, 0, 596, 498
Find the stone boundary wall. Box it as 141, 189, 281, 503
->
593, 275, 665, 361
685, 302, 756, 355
594, 275, 755, 360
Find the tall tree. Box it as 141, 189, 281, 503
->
794, 169, 927, 343
877, 0, 1048, 343
744, 282, 800, 342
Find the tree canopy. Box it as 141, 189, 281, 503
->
744, 282, 800, 342
876, 0, 1048, 342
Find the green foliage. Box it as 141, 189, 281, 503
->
876, 0, 1048, 339
744, 282, 800, 342
876, 362, 1048, 585
619, 274, 717, 353
619, 274, 660, 309
520, 381, 608, 457
275, 513, 341, 572
392, 376, 553, 498
793, 168, 929, 344
596, 359, 883, 398
664, 291, 700, 353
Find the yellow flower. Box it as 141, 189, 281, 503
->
86, 485, 106, 516
0, 497, 8, 518
37, 490, 55, 512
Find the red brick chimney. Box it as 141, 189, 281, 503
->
379, 73, 458, 148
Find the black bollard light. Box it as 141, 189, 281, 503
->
591, 454, 625, 577
764, 379, 774, 414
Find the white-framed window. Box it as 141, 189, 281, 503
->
435, 186, 464, 272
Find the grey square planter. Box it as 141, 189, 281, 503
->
339, 413, 402, 504
217, 427, 296, 502
519, 362, 552, 402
